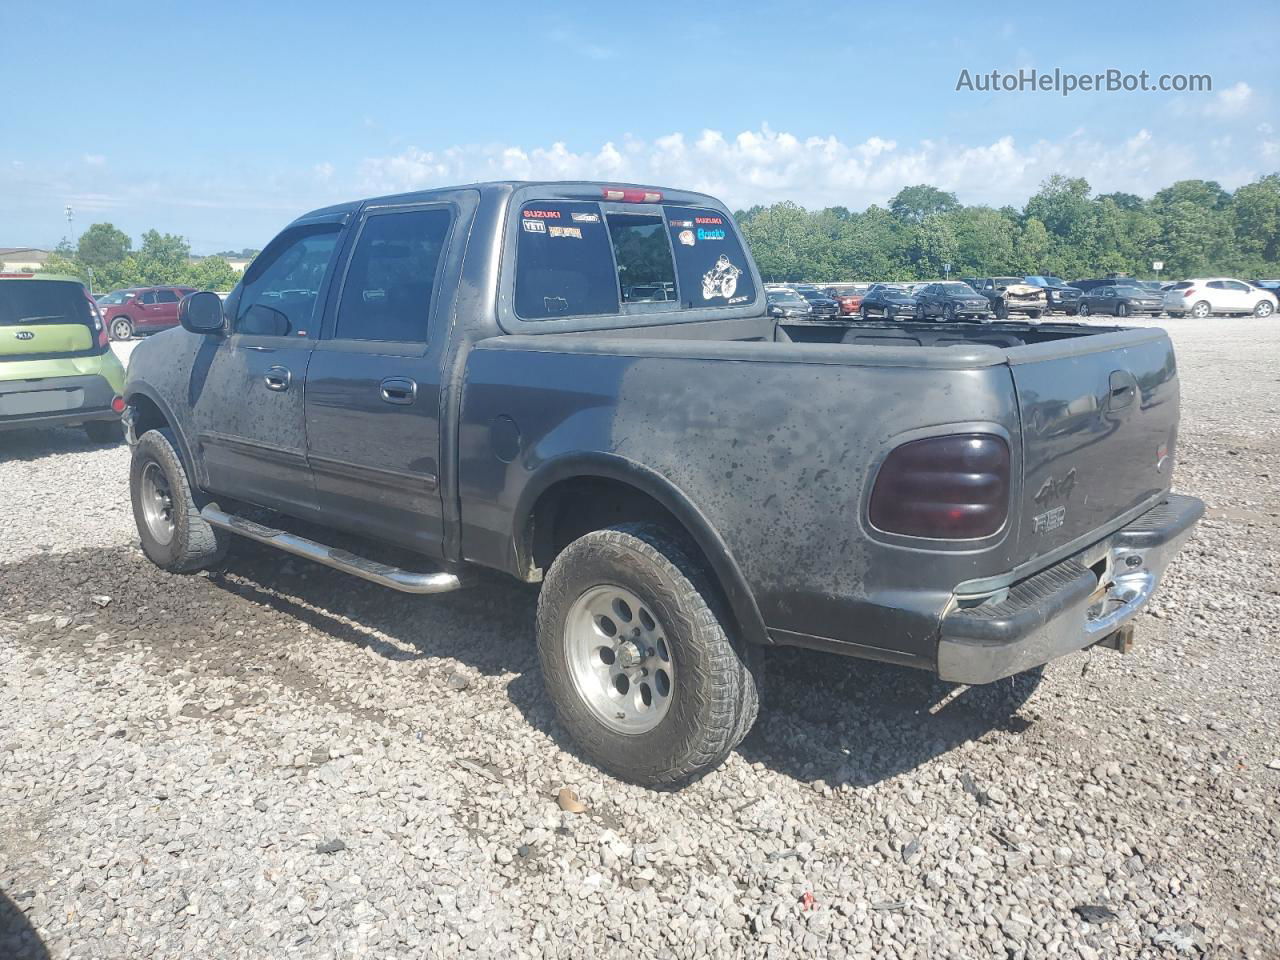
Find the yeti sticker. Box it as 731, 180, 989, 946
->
701, 255, 742, 300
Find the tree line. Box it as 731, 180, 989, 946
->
39, 223, 244, 294
735, 173, 1280, 283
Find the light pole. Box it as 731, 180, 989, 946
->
64, 204, 74, 245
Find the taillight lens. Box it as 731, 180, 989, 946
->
111, 396, 126, 413
1182, 288, 1196, 298
869, 434, 1010, 539
602, 186, 663, 203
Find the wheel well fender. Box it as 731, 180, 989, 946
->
124, 383, 199, 481
515, 454, 768, 646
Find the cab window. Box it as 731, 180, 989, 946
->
663, 206, 755, 308
236, 226, 340, 337
514, 201, 618, 320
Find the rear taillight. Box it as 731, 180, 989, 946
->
1182, 288, 1196, 298
869, 434, 1010, 539
111, 396, 125, 413
98, 327, 109, 348
602, 186, 663, 203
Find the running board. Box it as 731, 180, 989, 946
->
200, 507, 467, 595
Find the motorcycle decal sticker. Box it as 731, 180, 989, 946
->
678, 229, 696, 246
523, 219, 546, 233
701, 255, 742, 300
548, 225, 582, 239
570, 212, 600, 223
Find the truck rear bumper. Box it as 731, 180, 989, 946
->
936, 494, 1204, 684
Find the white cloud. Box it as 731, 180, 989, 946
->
83, 154, 106, 166
313, 161, 335, 181
356, 124, 1254, 210
1204, 81, 1253, 118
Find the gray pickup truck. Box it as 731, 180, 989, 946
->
122, 181, 1202, 786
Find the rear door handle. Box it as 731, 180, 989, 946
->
264, 365, 291, 392
380, 377, 417, 405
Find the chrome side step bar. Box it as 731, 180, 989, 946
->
200, 507, 467, 595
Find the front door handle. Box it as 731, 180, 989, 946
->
264, 365, 291, 392
380, 377, 417, 405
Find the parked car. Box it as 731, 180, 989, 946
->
1024, 275, 1082, 315
99, 285, 198, 341
1077, 284, 1164, 318
971, 277, 1047, 319
1071, 275, 1138, 293
912, 281, 992, 321
122, 180, 1201, 786
1, 272, 125, 441
765, 287, 812, 319
790, 284, 840, 319
1162, 278, 1278, 318
822, 282, 869, 316
1249, 279, 1280, 298
859, 282, 918, 319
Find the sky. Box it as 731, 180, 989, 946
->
2, 0, 1277, 253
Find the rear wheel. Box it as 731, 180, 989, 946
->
536, 523, 760, 786
130, 428, 227, 573
84, 420, 120, 444
1190, 300, 1211, 319
110, 316, 134, 341
1254, 300, 1275, 318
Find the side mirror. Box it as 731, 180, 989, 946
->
769, 305, 784, 317
179, 291, 226, 335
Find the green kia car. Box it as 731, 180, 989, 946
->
1, 273, 126, 442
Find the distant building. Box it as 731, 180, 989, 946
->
0, 247, 51, 272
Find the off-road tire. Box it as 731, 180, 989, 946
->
84, 420, 120, 444
536, 523, 760, 786
130, 428, 227, 573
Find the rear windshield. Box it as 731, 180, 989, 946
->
664, 206, 755, 308
0, 280, 93, 327
514, 201, 620, 320
513, 200, 756, 321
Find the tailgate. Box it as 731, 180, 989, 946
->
1007, 328, 1178, 564
0, 322, 93, 358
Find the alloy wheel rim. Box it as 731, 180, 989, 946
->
113, 320, 130, 339
564, 584, 675, 735
140, 460, 176, 545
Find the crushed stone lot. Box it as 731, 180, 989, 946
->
2, 318, 1278, 959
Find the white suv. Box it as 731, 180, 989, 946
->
1164, 278, 1277, 318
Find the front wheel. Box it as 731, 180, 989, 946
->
1077, 303, 1090, 317
944, 304, 956, 322
110, 317, 134, 341
1027, 309, 1042, 320
1115, 303, 1129, 318
1254, 300, 1275, 318
536, 523, 760, 786
130, 428, 228, 573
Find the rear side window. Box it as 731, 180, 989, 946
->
336, 208, 453, 343
514, 201, 619, 320
155, 289, 179, 304
664, 206, 755, 308
0, 280, 92, 327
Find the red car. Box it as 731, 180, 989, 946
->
822, 283, 870, 316
99, 285, 197, 341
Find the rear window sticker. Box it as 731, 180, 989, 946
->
548, 225, 582, 239
678, 229, 695, 246
523, 219, 546, 233
570, 211, 600, 223
669, 218, 694, 228
701, 255, 742, 300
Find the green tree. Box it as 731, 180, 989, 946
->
889, 185, 960, 224
185, 257, 242, 292
76, 223, 131, 270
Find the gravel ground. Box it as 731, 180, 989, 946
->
2, 322, 1278, 959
